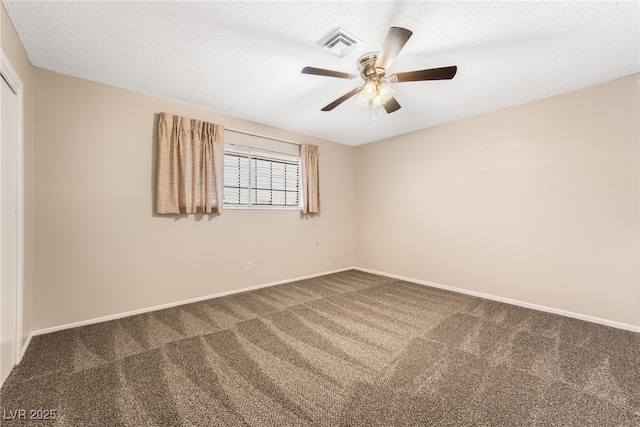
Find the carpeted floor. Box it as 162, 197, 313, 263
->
1, 270, 639, 426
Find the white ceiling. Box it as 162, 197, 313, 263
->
3, 1, 639, 146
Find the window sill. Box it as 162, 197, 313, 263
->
223, 205, 302, 212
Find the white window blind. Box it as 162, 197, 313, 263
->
223, 145, 301, 210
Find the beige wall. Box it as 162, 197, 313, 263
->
1, 4, 34, 346
356, 74, 640, 327
32, 68, 355, 330
27, 68, 640, 331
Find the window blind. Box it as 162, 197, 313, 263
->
223, 146, 301, 209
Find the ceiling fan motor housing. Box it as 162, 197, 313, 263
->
358, 52, 383, 78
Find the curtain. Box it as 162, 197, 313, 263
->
301, 144, 320, 214
155, 112, 224, 214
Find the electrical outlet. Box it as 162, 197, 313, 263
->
246, 261, 252, 271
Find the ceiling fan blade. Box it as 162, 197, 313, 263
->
321, 87, 362, 111
392, 66, 458, 83
301, 66, 357, 79
383, 97, 401, 114
374, 27, 413, 72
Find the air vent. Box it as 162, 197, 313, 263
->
317, 28, 361, 58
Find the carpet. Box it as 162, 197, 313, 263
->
1, 270, 639, 426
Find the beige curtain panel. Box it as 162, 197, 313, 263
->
155, 113, 224, 214
301, 144, 320, 214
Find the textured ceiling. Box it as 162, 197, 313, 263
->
3, 1, 639, 146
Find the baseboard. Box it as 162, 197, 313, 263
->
30, 266, 356, 338
19, 333, 33, 362
24, 265, 639, 353
355, 267, 640, 333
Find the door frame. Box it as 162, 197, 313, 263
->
0, 48, 25, 367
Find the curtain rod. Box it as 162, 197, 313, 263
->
224, 127, 301, 146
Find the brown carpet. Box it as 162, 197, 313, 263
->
1, 270, 639, 426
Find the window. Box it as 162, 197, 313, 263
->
223, 145, 301, 210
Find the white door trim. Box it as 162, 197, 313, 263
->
0, 49, 25, 365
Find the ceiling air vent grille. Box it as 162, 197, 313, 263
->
317, 28, 361, 58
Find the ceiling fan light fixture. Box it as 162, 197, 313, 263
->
355, 81, 395, 108
362, 81, 378, 100
378, 83, 394, 101
355, 91, 370, 107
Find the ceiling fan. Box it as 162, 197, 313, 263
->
301, 27, 457, 114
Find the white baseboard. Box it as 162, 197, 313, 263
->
19, 333, 33, 361
22, 265, 639, 358
355, 267, 640, 333
29, 267, 356, 339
